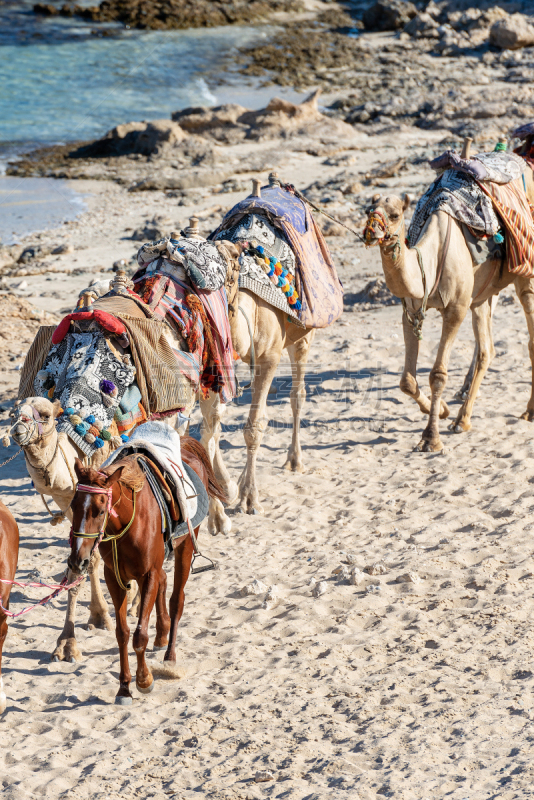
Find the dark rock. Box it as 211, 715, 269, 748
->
70, 119, 186, 158
363, 0, 417, 31
17, 245, 52, 264
33, 3, 59, 15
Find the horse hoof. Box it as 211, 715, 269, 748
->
136, 679, 155, 695
153, 645, 167, 651
114, 695, 133, 705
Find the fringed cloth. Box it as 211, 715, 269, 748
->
210, 184, 343, 329
134, 273, 237, 404
477, 177, 534, 278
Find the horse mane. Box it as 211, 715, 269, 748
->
181, 437, 228, 504
76, 464, 109, 488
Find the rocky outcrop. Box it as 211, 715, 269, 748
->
363, 0, 417, 31
33, 0, 303, 29
490, 13, 534, 50
70, 119, 186, 158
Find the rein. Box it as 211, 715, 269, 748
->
0, 572, 84, 619
71, 482, 137, 591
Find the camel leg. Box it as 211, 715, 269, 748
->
133, 570, 158, 694
415, 305, 465, 452
450, 301, 495, 433
238, 355, 279, 514
515, 277, 534, 422
87, 549, 113, 630
104, 564, 132, 705
0, 611, 7, 715
399, 313, 449, 420
128, 582, 141, 618
51, 572, 83, 662
164, 534, 194, 663
454, 295, 498, 401
283, 333, 314, 472
153, 568, 171, 650
200, 391, 235, 535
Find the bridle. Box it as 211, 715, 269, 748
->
10, 405, 54, 446
363, 208, 392, 246
70, 480, 136, 591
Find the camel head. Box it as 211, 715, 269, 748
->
363, 193, 411, 248
11, 397, 62, 447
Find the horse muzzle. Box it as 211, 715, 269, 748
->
67, 554, 89, 575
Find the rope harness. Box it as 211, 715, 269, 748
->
363, 207, 452, 340
0, 572, 83, 618
70, 483, 137, 592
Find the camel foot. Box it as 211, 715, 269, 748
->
520, 409, 534, 422
115, 694, 133, 706
414, 438, 443, 453
52, 637, 82, 663
453, 389, 469, 402
283, 454, 304, 473
208, 498, 232, 536
224, 479, 239, 505
87, 611, 114, 631
240, 494, 265, 515
136, 676, 155, 694
449, 419, 471, 434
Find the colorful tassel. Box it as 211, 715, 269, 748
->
93, 420, 104, 432
100, 379, 116, 395
85, 432, 96, 444
85, 414, 96, 424
65, 407, 75, 416
94, 437, 104, 449
74, 422, 89, 436
101, 429, 111, 441
120, 433, 129, 443
70, 414, 82, 427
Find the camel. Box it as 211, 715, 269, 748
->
364, 193, 534, 452
11, 396, 113, 662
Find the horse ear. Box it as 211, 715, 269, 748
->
402, 193, 411, 210
103, 465, 124, 488
52, 399, 63, 418
74, 458, 84, 480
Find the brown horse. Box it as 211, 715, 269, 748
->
0, 501, 19, 714
68, 437, 226, 705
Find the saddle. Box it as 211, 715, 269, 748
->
104, 453, 180, 522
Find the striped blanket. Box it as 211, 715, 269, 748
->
134, 269, 236, 404
477, 178, 534, 278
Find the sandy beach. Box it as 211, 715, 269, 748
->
2, 1, 534, 798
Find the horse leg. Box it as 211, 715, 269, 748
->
153, 568, 171, 650
450, 300, 494, 433
104, 564, 132, 705
283, 332, 314, 473
51, 571, 83, 662
164, 535, 194, 664
415, 305, 466, 452
400, 313, 449, 419
0, 610, 7, 714
238, 355, 279, 514
200, 391, 235, 535
87, 548, 113, 630
515, 276, 534, 422
133, 570, 159, 694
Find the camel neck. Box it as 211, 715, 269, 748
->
379, 219, 426, 301
24, 430, 59, 475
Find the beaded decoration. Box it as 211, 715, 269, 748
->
244, 243, 301, 311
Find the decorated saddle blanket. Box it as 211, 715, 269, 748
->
133, 236, 236, 403
103, 421, 208, 543
210, 184, 343, 329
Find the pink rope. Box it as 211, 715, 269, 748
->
0, 574, 84, 619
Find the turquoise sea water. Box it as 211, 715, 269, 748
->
0, 1, 296, 242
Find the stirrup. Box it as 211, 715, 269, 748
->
191, 553, 217, 574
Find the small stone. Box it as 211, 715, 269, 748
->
240, 579, 268, 597
366, 584, 382, 593
52, 243, 74, 255
345, 553, 359, 565
313, 581, 328, 597
397, 571, 421, 584
350, 567, 365, 586
365, 562, 387, 576
254, 770, 274, 783
262, 585, 279, 609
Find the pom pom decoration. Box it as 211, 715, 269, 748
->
47, 386, 55, 399
88, 425, 99, 437
102, 394, 117, 409
70, 414, 82, 427
111, 435, 123, 448
94, 437, 104, 449
101, 429, 112, 441
85, 433, 96, 444
100, 379, 117, 396
93, 420, 104, 432
85, 414, 96, 425
65, 407, 75, 416
2, 434, 10, 448
120, 433, 130, 443
494, 232, 504, 244
36, 369, 49, 381
74, 422, 89, 436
